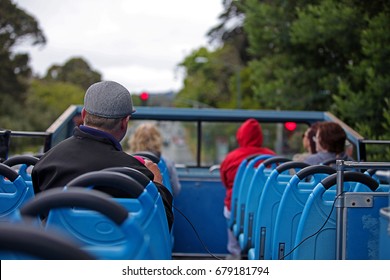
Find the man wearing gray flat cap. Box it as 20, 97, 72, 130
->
32, 81, 173, 230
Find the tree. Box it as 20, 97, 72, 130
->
207, 0, 250, 63
25, 80, 84, 131
175, 46, 253, 109
243, 0, 336, 110
45, 57, 101, 90
0, 0, 46, 98
177, 0, 389, 157
333, 10, 390, 139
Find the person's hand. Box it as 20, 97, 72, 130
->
144, 159, 163, 184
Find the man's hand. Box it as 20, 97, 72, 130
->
144, 159, 163, 184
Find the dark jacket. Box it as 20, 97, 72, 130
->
220, 119, 276, 210
32, 126, 173, 230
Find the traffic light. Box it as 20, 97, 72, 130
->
284, 121, 297, 139
139, 92, 149, 106
284, 122, 297, 131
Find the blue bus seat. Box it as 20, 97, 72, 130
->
271, 165, 336, 260
293, 171, 379, 259
233, 154, 276, 238
158, 156, 173, 195
227, 154, 254, 231
0, 163, 34, 222
353, 169, 390, 192
0, 222, 95, 260
3, 155, 39, 183
343, 191, 388, 259
131, 151, 174, 196
19, 187, 151, 260
66, 169, 172, 259
157, 156, 176, 246
131, 151, 160, 164
379, 207, 390, 260
237, 156, 290, 253
247, 161, 309, 260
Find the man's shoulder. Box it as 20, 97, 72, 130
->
38, 137, 75, 157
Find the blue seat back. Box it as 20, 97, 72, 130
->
271, 165, 336, 260
353, 169, 390, 192
3, 155, 39, 183
0, 222, 95, 260
228, 156, 251, 230
248, 161, 308, 260
19, 187, 151, 260
379, 207, 390, 260
115, 185, 172, 258
293, 171, 379, 259
237, 156, 289, 252
344, 192, 388, 259
66, 169, 171, 259
233, 155, 276, 237
158, 157, 173, 195
0, 163, 34, 222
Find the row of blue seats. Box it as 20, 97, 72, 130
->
229, 155, 390, 260
0, 155, 173, 260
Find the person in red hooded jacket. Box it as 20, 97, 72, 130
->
220, 118, 276, 259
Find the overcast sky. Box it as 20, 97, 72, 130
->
14, 0, 223, 93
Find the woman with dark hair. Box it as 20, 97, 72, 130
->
304, 121, 352, 165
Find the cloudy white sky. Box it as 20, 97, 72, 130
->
14, 0, 223, 93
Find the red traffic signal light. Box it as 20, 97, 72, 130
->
284, 122, 297, 131
140, 92, 149, 101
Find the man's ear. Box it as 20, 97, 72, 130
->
81, 108, 87, 121
121, 116, 130, 129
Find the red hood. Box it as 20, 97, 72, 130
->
220, 118, 275, 210
236, 118, 263, 148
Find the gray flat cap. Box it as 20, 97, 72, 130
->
84, 81, 135, 118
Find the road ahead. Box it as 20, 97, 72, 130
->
159, 121, 195, 165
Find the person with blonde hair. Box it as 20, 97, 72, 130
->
128, 122, 181, 196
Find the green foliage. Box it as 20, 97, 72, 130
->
44, 57, 102, 90
175, 48, 231, 108
241, 0, 390, 143
0, 0, 46, 49
1, 0, 389, 160
24, 80, 84, 131
176, 0, 390, 149
0, 0, 46, 123
333, 8, 390, 140
175, 45, 255, 109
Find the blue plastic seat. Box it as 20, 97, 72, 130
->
66, 168, 172, 259
247, 161, 309, 260
0, 163, 34, 222
233, 154, 276, 238
0, 222, 95, 260
272, 165, 336, 260
292, 171, 379, 259
158, 156, 173, 195
237, 156, 290, 253
132, 151, 174, 195
3, 155, 39, 183
379, 207, 390, 260
353, 169, 390, 192
228, 154, 254, 231
343, 191, 388, 259
18, 187, 151, 260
